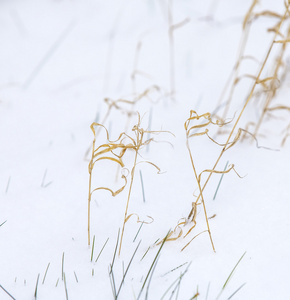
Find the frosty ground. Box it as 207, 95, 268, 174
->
1, 0, 290, 299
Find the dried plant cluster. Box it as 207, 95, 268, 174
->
87, 0, 290, 254
88, 111, 173, 254
217, 0, 290, 143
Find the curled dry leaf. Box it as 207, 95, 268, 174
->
125, 213, 154, 224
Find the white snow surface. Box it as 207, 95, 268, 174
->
1, 0, 290, 299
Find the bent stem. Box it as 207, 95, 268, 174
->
119, 143, 140, 256
188, 8, 289, 221
220, 23, 251, 121
253, 24, 290, 138
186, 139, 215, 252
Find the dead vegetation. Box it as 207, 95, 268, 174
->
87, 0, 290, 254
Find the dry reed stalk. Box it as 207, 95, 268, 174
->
87, 112, 172, 247
131, 40, 143, 95
131, 38, 154, 96
168, 0, 190, 101
84, 85, 165, 161
168, 0, 174, 101
112, 85, 166, 183
216, 0, 258, 116
185, 5, 290, 250
184, 111, 241, 251
88, 123, 129, 245
218, 1, 287, 122
281, 124, 290, 146
118, 113, 173, 255
161, 112, 237, 250
253, 24, 290, 138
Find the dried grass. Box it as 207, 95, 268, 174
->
87, 112, 173, 249
167, 3, 290, 251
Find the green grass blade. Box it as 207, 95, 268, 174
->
213, 161, 229, 200
138, 230, 170, 299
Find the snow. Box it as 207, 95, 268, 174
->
1, 0, 290, 299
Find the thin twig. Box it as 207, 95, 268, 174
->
0, 284, 16, 300
74, 271, 78, 283
145, 256, 160, 300
116, 241, 141, 298
138, 231, 170, 299
216, 252, 246, 299
108, 264, 117, 298
63, 273, 69, 300
23, 20, 77, 89
227, 283, 247, 299
139, 170, 146, 203
95, 238, 109, 263
5, 176, 11, 194
133, 222, 144, 243
0, 220, 7, 228
110, 229, 120, 273
91, 235, 95, 262
62, 253, 65, 281
205, 282, 210, 300
34, 274, 40, 299
42, 263, 50, 284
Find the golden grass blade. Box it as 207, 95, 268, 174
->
267, 105, 290, 111
124, 213, 154, 224
197, 164, 242, 185
254, 11, 284, 19
243, 0, 259, 29
136, 161, 162, 174
181, 230, 208, 252
257, 76, 279, 85
224, 129, 242, 151
185, 6, 289, 253
92, 156, 124, 168
116, 113, 172, 255
253, 22, 290, 138
88, 122, 134, 245
274, 39, 290, 43
162, 218, 189, 243
91, 175, 127, 197
188, 129, 209, 138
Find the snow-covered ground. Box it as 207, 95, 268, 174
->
1, 0, 290, 299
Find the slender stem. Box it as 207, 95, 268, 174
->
188, 9, 288, 222
253, 25, 290, 137
186, 140, 215, 252
0, 285, 16, 300
139, 170, 146, 203
119, 147, 139, 255
88, 137, 96, 245
85, 106, 112, 160
168, 0, 175, 101
221, 23, 251, 120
